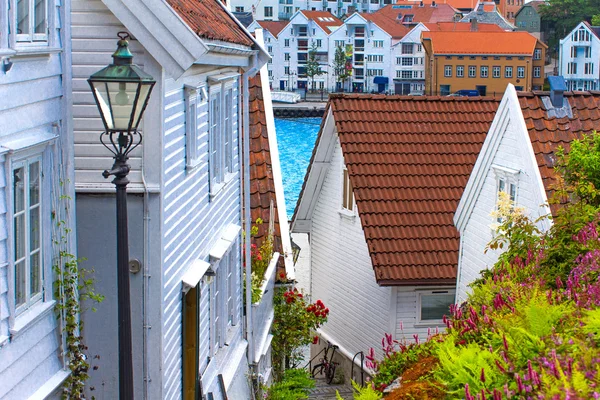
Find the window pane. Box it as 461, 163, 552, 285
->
15, 260, 26, 307
421, 293, 454, 320
15, 214, 26, 261
30, 251, 41, 297
34, 0, 47, 34
14, 167, 25, 213
30, 205, 40, 251
29, 161, 40, 206
17, 0, 30, 35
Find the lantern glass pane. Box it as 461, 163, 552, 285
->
130, 83, 152, 130
91, 81, 141, 131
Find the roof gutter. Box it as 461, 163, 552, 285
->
377, 278, 457, 287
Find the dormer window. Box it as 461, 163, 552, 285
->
493, 165, 519, 223
403, 14, 414, 23
342, 167, 354, 212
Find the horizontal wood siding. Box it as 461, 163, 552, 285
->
310, 139, 392, 360
71, 0, 146, 191
0, 1, 69, 395
161, 69, 242, 399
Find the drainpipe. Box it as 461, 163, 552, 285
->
243, 52, 260, 372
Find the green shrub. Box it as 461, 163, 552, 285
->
336, 381, 382, 400
267, 369, 315, 400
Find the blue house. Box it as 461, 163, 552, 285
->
71, 0, 268, 398
0, 0, 75, 398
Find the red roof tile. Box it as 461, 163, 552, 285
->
166, 0, 253, 46
404, 0, 478, 10
248, 73, 284, 267
423, 21, 505, 31
422, 31, 540, 54
518, 91, 600, 210
362, 13, 410, 39
300, 11, 343, 34
328, 94, 501, 285
257, 20, 288, 38
374, 3, 459, 24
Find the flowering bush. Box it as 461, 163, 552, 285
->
244, 218, 274, 304
365, 132, 600, 399
272, 287, 329, 381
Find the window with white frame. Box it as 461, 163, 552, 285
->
401, 43, 413, 54
533, 48, 541, 60
456, 65, 464, 78
505, 66, 513, 78
208, 79, 237, 193
402, 57, 413, 66
492, 66, 500, 78
16, 0, 48, 43
209, 88, 222, 188
342, 167, 354, 211
480, 66, 488, 78
517, 66, 525, 78
533, 66, 541, 78
494, 165, 519, 223
185, 86, 206, 170
374, 40, 384, 48
418, 290, 455, 324
264, 6, 273, 17
13, 156, 43, 314
468, 65, 476, 78
444, 65, 452, 77
284, 39, 290, 47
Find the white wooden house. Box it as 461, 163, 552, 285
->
292, 94, 500, 374
0, 0, 74, 398
559, 21, 600, 92
454, 83, 600, 302
71, 0, 268, 399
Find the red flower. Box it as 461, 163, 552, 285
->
286, 297, 293, 304
298, 293, 303, 298
313, 335, 319, 344
279, 272, 286, 279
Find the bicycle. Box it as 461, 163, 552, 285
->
311, 341, 339, 384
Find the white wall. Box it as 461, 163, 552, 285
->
559, 22, 600, 91
310, 138, 392, 359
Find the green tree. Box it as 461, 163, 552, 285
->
539, 0, 600, 53
333, 45, 350, 92
592, 14, 600, 26
306, 42, 325, 91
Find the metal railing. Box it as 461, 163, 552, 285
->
351, 351, 365, 387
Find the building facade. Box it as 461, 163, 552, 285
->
559, 21, 600, 92
0, 0, 74, 398
423, 31, 546, 95
514, 1, 549, 42
71, 0, 268, 399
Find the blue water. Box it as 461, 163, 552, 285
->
275, 117, 322, 219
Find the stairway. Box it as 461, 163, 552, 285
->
308, 377, 354, 400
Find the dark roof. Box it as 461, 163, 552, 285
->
519, 91, 600, 206
166, 0, 254, 46
248, 74, 284, 267
233, 11, 254, 28
582, 21, 600, 40
460, 5, 514, 30
327, 94, 501, 285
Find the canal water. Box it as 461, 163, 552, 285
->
274, 117, 322, 218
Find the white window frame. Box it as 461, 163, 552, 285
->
417, 289, 455, 325
492, 66, 500, 78
493, 165, 519, 223
444, 65, 452, 77
505, 66, 513, 78
517, 66, 525, 79
533, 66, 541, 78
480, 66, 488, 78
264, 6, 273, 17
14, 0, 49, 44
468, 65, 476, 78
533, 48, 541, 60
184, 85, 207, 170
456, 65, 464, 78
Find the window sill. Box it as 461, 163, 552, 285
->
209, 172, 236, 201
0, 335, 8, 347
414, 321, 446, 328
338, 208, 356, 220
10, 300, 56, 340
12, 47, 61, 59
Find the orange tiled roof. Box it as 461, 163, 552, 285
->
327, 94, 501, 285
424, 21, 505, 31
362, 12, 410, 39
300, 11, 343, 34
404, 0, 478, 10
248, 74, 284, 267
257, 20, 288, 38
375, 3, 459, 24
422, 31, 539, 54
166, 0, 253, 46
519, 91, 600, 207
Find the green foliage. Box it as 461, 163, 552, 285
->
272, 288, 329, 380
371, 344, 426, 389
582, 308, 600, 343
539, 0, 600, 53
53, 219, 104, 399
306, 42, 325, 91
333, 45, 350, 86
434, 339, 504, 396
593, 14, 600, 26
245, 218, 274, 304
267, 369, 315, 400
336, 381, 383, 400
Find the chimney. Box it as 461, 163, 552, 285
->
431, 0, 436, 6
470, 18, 478, 31
419, 1, 424, 6
548, 76, 567, 108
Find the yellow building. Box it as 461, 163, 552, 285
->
422, 31, 546, 96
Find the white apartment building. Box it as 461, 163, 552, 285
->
248, 21, 289, 88
392, 23, 428, 94
559, 21, 600, 91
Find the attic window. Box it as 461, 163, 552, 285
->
403, 14, 414, 22
492, 165, 519, 223
341, 167, 354, 212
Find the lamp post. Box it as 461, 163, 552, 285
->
87, 32, 156, 399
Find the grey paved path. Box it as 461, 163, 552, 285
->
309, 378, 354, 400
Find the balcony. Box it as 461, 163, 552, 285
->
278, 12, 293, 19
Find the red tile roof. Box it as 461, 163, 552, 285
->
362, 13, 410, 39
519, 91, 600, 206
404, 0, 478, 10
423, 21, 505, 31
248, 74, 284, 267
166, 0, 253, 46
257, 20, 288, 38
327, 94, 501, 285
374, 3, 459, 24
300, 11, 343, 34
422, 31, 540, 54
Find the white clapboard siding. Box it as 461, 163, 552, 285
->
71, 0, 147, 191
310, 139, 393, 360
160, 71, 243, 399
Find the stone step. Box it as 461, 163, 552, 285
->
308, 378, 354, 400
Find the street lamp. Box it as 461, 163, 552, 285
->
88, 32, 156, 399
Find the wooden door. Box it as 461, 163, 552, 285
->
183, 285, 199, 400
